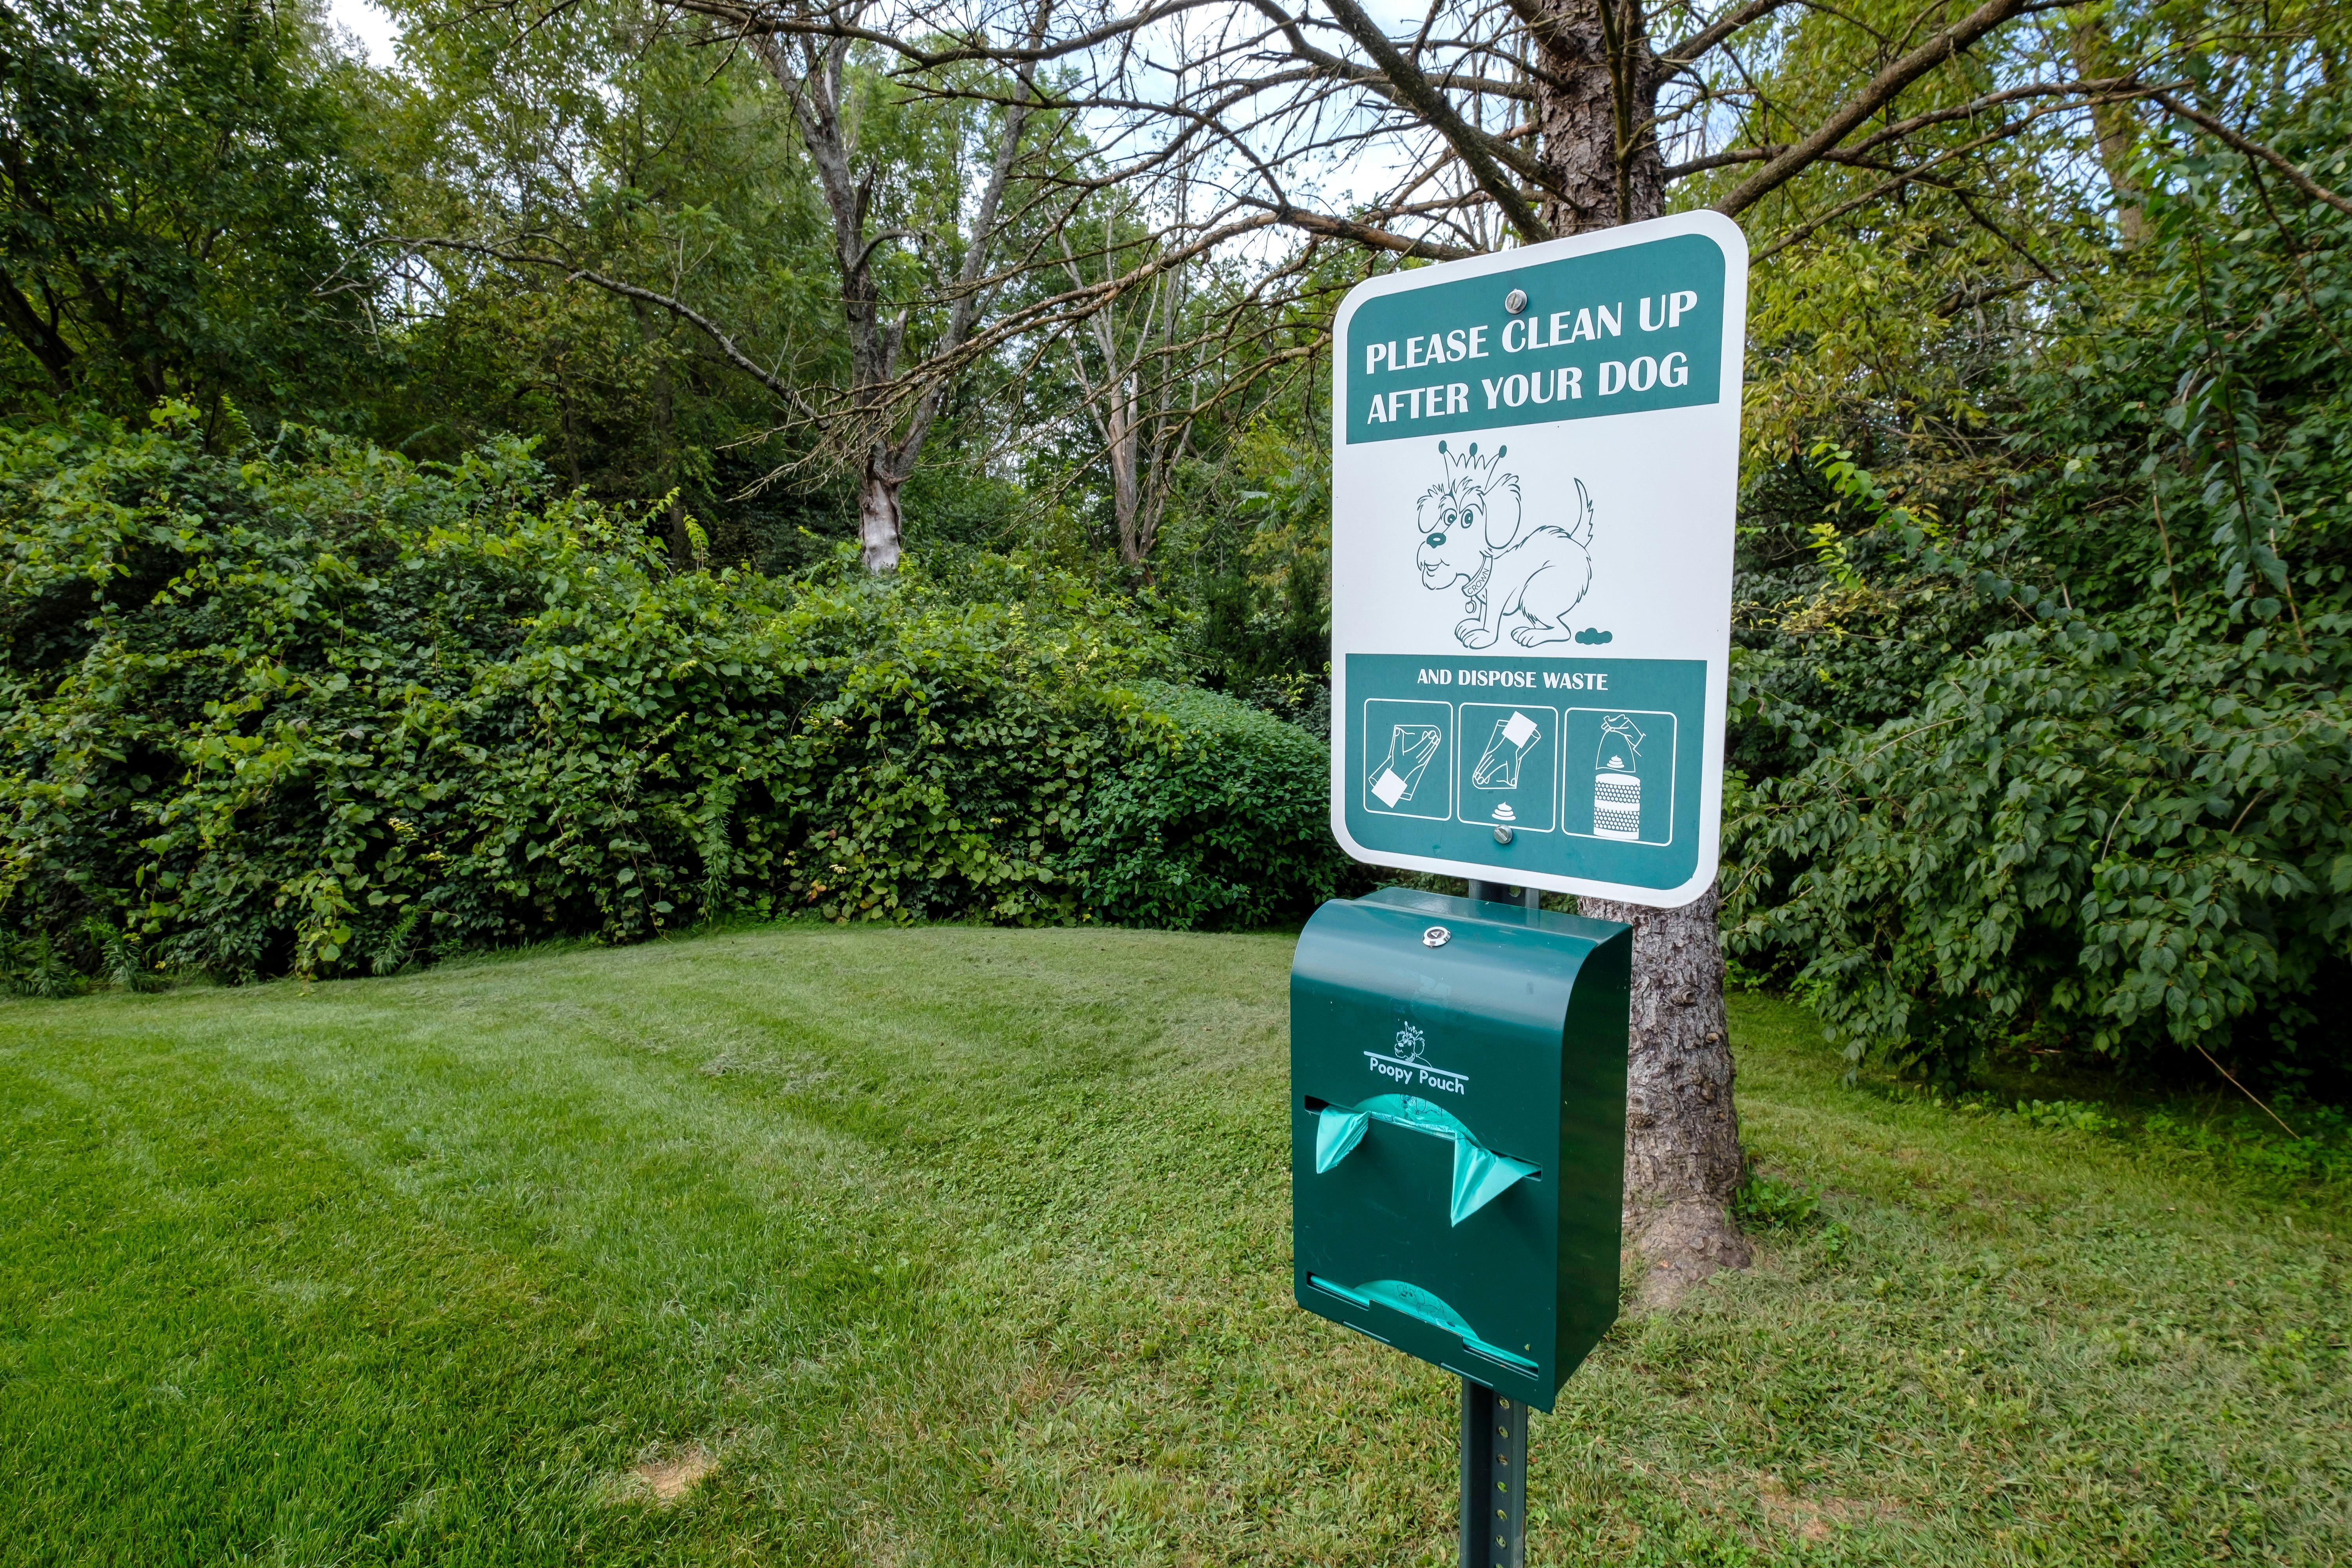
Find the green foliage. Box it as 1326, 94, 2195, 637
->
372, 3, 1109, 563
2140, 1101, 2352, 1192
2010, 1097, 2122, 1136
0, 410, 1345, 982
1731, 1168, 1821, 1230
1880, 1078, 2352, 1194
367, 0, 843, 538
1061, 681, 1350, 928
1882, 1085, 2120, 1134
1727, 146, 2352, 1088
1, 930, 78, 998
1164, 423, 1334, 723
0, 0, 385, 426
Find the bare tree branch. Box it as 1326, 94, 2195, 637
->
672, 0, 1225, 71
1712, 0, 2053, 217
1658, 0, 1794, 69
1747, 109, 2060, 260
1261, 0, 1557, 237
1666, 75, 2153, 179
385, 235, 815, 410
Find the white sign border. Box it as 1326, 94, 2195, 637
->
1326, 210, 1749, 909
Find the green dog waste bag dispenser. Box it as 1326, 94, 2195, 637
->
1291, 888, 1630, 1411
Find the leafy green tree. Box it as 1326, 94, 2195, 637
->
379, 0, 1081, 572
1729, 129, 2352, 1094
0, 0, 385, 432
360, 0, 842, 560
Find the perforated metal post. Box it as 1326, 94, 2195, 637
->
1458, 880, 1534, 1566
1459, 1377, 1528, 1568
1465, 880, 1541, 911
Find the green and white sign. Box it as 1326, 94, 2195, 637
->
1329, 212, 1748, 907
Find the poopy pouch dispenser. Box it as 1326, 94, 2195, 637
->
1291, 887, 1630, 1411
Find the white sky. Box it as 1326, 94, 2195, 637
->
312, 0, 1448, 241
327, 0, 403, 65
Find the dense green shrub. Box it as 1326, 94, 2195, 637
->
1726, 149, 2352, 1088
1062, 680, 1346, 928
0, 408, 1346, 985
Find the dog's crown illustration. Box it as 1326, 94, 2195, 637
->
1435, 439, 1508, 489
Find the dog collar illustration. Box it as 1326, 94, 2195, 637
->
1414, 440, 1594, 649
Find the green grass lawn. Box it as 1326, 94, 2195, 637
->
2, 922, 2346, 1566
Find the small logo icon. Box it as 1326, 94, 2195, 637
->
1365, 1020, 1468, 1093
1420, 928, 1450, 951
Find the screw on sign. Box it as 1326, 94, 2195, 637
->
1307, 211, 1745, 1565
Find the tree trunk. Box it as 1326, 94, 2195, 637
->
748, 21, 1040, 576
1067, 269, 1167, 573
2067, 16, 2143, 245
1529, 0, 1667, 235
1578, 884, 1749, 1303
0, 263, 76, 394
752, 33, 909, 575
857, 452, 904, 574
1531, 0, 1750, 1305
1110, 374, 1145, 566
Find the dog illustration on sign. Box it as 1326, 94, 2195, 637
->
1413, 440, 1594, 648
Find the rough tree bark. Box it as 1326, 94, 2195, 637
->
2067, 13, 2143, 245
1521, 0, 1666, 234
1579, 885, 1749, 1304
1080, 335, 1172, 571
1525, 0, 1751, 1305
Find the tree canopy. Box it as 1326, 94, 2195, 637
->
1, 0, 2347, 1103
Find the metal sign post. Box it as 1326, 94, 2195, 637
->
1461, 1380, 1528, 1568
1459, 882, 1531, 1568
1465, 877, 1532, 1565
1297, 211, 1746, 1567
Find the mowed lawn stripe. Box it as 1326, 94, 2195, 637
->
2, 937, 979, 1564
2, 921, 2345, 1566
